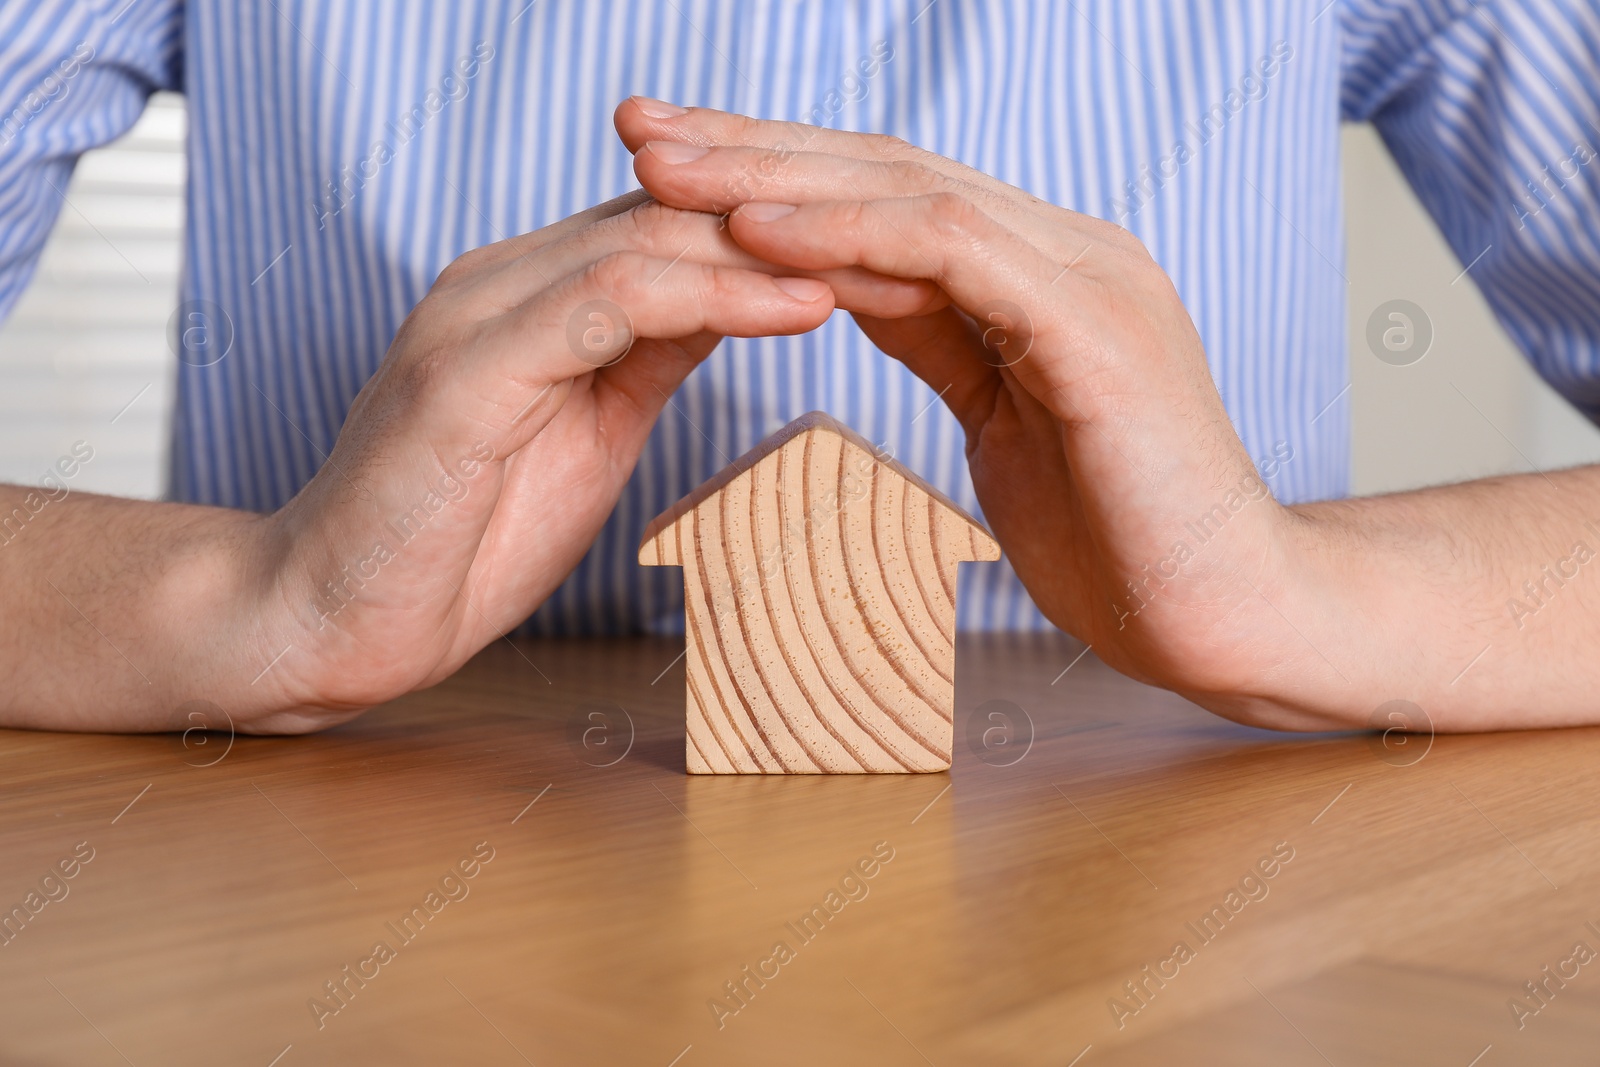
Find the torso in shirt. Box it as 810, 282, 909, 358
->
173, 0, 1350, 634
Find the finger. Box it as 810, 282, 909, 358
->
432, 189, 654, 286
728, 194, 1068, 313
617, 96, 863, 155
633, 141, 959, 212
631, 141, 1089, 256
486, 251, 836, 399
615, 98, 1061, 220
499, 188, 655, 257
588, 329, 723, 449
616, 97, 933, 170
472, 198, 943, 318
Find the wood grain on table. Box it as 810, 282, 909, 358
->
1, 632, 1596, 1065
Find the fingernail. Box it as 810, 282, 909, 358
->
645, 140, 708, 164
774, 277, 830, 302
632, 96, 688, 118
740, 202, 798, 223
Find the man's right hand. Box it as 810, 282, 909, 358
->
252, 191, 946, 732
3, 192, 935, 734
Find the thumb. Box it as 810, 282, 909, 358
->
851, 308, 1001, 439
591, 330, 726, 442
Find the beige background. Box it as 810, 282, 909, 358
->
1344, 125, 1600, 491
2, 96, 1597, 501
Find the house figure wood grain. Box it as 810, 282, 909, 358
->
639, 411, 1000, 774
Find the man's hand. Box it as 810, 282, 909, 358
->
617, 99, 1578, 733
4, 192, 937, 734
256, 192, 948, 731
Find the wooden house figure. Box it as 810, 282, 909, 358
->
639, 411, 1000, 773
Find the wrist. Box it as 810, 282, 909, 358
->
222, 503, 391, 733
162, 506, 319, 731
1163, 503, 1365, 731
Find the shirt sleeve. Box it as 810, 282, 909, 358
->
0, 0, 183, 322
1340, 0, 1600, 421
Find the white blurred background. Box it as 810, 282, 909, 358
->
2, 94, 1599, 500
0, 93, 183, 499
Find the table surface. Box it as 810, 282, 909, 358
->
2, 632, 1597, 1066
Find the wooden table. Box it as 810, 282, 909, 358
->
3, 632, 1597, 1065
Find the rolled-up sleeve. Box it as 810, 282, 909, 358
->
1341, 0, 1600, 421
0, 0, 182, 322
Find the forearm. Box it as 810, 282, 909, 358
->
0, 485, 291, 732
1238, 465, 1600, 731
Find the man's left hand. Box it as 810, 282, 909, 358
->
616, 98, 1357, 730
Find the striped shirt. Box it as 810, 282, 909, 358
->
2, 0, 1598, 634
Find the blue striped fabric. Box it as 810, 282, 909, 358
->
2, 0, 1598, 634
